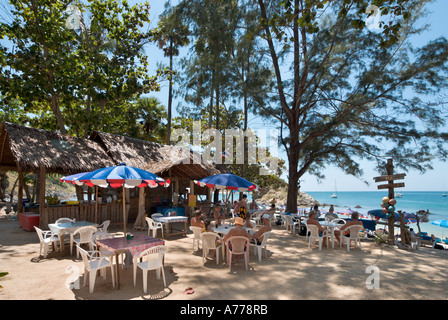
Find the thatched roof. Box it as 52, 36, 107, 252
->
90, 131, 222, 179
0, 122, 114, 174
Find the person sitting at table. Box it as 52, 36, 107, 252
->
244, 212, 255, 229
222, 217, 250, 244
263, 203, 276, 221
249, 200, 258, 212
202, 218, 222, 248
191, 209, 205, 228
334, 211, 364, 243
306, 211, 327, 247
213, 203, 225, 227
250, 214, 272, 245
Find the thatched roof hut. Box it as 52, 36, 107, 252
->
0, 122, 114, 174
90, 131, 222, 180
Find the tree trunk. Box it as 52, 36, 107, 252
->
166, 38, 174, 145
215, 86, 220, 130
209, 71, 215, 129
286, 146, 300, 214
51, 95, 66, 135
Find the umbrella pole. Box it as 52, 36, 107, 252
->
95, 186, 98, 224
123, 185, 126, 236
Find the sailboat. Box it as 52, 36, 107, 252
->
331, 181, 338, 198
443, 183, 447, 197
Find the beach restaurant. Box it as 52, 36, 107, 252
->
0, 122, 222, 230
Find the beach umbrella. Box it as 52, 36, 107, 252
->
195, 173, 260, 192
338, 208, 354, 216
430, 220, 448, 228
195, 173, 261, 203
72, 163, 170, 234
60, 172, 90, 185
367, 209, 409, 223
403, 212, 417, 223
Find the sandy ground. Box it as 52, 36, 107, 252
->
1, 215, 448, 302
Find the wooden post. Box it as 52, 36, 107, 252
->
386, 159, 395, 245
38, 166, 47, 228
122, 185, 126, 235
17, 164, 23, 214
94, 185, 98, 224
133, 186, 146, 229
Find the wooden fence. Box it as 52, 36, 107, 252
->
25, 202, 125, 228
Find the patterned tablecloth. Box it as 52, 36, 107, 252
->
95, 234, 165, 257
153, 216, 188, 224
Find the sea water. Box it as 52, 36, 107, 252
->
201, 190, 448, 239
306, 191, 448, 239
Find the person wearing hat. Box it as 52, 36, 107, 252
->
222, 217, 250, 245
250, 214, 272, 245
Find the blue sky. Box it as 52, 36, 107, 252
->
3, 0, 445, 192
141, 0, 448, 192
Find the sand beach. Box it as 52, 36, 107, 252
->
1, 212, 448, 302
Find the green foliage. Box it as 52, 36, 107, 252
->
0, 0, 162, 138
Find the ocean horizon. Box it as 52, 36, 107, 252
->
304, 191, 448, 240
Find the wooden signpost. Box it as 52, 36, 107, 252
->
373, 159, 409, 245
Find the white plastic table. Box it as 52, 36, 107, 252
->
153, 216, 188, 238
48, 221, 98, 255
212, 225, 253, 235
96, 234, 165, 290
319, 221, 344, 248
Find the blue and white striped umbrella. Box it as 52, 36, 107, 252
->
430, 220, 448, 228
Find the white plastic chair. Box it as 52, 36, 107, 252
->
252, 211, 264, 226
91, 231, 125, 269
133, 245, 167, 293
201, 232, 225, 265
250, 231, 272, 262
189, 226, 203, 252
145, 217, 164, 238
34, 226, 61, 258
71, 226, 97, 258
302, 219, 310, 240
97, 220, 110, 233
77, 245, 115, 293
284, 215, 300, 235
225, 236, 250, 271
55, 217, 74, 224
340, 225, 364, 251
151, 213, 163, 218
306, 224, 329, 251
